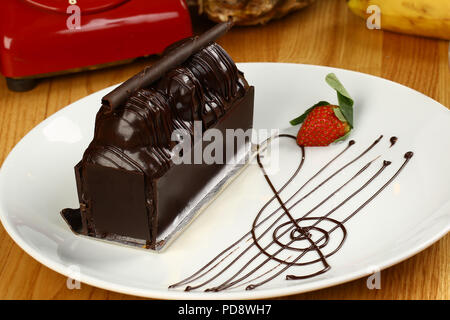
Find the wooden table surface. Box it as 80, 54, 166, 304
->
0, 0, 448, 300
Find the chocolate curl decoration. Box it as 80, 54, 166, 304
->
102, 20, 234, 111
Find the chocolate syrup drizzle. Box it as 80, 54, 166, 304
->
169, 135, 414, 292
390, 136, 398, 147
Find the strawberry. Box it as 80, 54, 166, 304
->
290, 73, 354, 147
296, 105, 350, 146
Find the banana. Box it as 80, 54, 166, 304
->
347, 0, 450, 40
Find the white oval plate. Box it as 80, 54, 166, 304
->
0, 63, 449, 299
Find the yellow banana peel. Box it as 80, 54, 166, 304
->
347, 0, 450, 40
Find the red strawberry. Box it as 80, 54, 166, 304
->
296, 105, 350, 146
290, 73, 354, 147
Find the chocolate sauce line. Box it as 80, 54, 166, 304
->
251, 146, 332, 275
271, 161, 374, 254
390, 136, 398, 148
209, 158, 377, 292
207, 136, 383, 290
184, 135, 306, 291
228, 256, 291, 290
273, 162, 390, 264
170, 135, 385, 292
182, 138, 361, 291
182, 245, 241, 287
168, 238, 241, 289
214, 161, 389, 292
172, 136, 381, 291
172, 134, 351, 290
246, 152, 413, 289
169, 134, 305, 289
321, 153, 413, 236
190, 136, 382, 292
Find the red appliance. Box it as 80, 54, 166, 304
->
0, 0, 192, 91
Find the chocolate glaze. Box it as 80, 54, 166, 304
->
62, 41, 254, 249
170, 136, 414, 292
102, 21, 234, 110
89, 43, 249, 179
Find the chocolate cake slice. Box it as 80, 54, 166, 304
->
61, 22, 255, 251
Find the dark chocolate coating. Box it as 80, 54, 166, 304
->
62, 42, 254, 249
102, 21, 234, 110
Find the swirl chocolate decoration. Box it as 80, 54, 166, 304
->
170, 135, 414, 291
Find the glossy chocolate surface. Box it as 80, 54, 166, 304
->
62, 42, 254, 249
102, 21, 233, 110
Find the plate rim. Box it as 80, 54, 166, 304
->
0, 62, 449, 299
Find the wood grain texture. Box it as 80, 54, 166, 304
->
0, 0, 448, 300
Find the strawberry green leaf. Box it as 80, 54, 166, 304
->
333, 107, 347, 123
325, 73, 354, 128
289, 100, 330, 126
